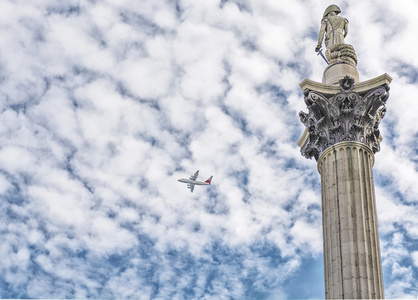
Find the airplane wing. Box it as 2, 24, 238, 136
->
189, 170, 199, 181
187, 184, 195, 193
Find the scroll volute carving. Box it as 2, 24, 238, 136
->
299, 76, 390, 160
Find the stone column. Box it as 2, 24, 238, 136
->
318, 142, 384, 299
298, 74, 391, 299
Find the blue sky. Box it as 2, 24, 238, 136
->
0, 0, 418, 298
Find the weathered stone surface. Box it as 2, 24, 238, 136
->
297, 74, 390, 299
298, 75, 390, 161
317, 142, 384, 299
315, 5, 358, 68
303, 7, 390, 298
326, 44, 357, 66
299, 73, 392, 97
323, 61, 359, 84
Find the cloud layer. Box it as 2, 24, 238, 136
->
0, 0, 417, 298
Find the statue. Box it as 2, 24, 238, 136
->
315, 5, 357, 66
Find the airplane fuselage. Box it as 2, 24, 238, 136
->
178, 171, 212, 192
177, 178, 210, 186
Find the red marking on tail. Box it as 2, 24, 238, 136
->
205, 176, 213, 184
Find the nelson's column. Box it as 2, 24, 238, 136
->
298, 5, 391, 299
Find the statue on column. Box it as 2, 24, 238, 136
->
298, 4, 392, 160
315, 5, 357, 66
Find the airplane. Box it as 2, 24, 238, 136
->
178, 170, 213, 193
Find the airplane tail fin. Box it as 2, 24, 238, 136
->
205, 176, 213, 185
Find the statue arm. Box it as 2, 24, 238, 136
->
343, 18, 348, 38
315, 20, 327, 52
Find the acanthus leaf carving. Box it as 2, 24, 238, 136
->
299, 77, 390, 160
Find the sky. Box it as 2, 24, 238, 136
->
0, 0, 418, 299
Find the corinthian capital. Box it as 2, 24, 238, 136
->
298, 76, 390, 160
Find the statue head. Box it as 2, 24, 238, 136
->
323, 4, 341, 18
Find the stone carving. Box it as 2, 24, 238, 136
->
298, 76, 390, 160
315, 4, 357, 66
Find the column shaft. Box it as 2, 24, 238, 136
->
318, 141, 384, 299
